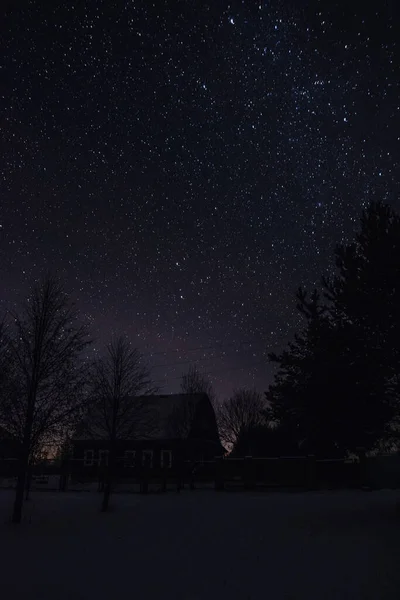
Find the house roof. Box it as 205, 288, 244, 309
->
73, 393, 211, 442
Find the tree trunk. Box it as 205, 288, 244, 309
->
25, 462, 33, 500
101, 480, 111, 511
12, 401, 34, 524
12, 460, 28, 523
101, 443, 115, 512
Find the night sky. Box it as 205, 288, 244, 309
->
1, 1, 399, 399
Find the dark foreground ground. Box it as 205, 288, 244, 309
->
1, 489, 400, 599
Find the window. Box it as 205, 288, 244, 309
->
98, 450, 109, 466
142, 449, 153, 468
161, 450, 172, 469
84, 449, 94, 467
124, 450, 136, 468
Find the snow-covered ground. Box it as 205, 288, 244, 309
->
1, 489, 400, 599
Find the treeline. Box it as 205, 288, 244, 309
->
0, 276, 159, 521
220, 202, 400, 460
1, 201, 400, 521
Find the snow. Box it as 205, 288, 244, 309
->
1, 489, 400, 599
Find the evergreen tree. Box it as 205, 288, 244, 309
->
267, 202, 400, 457
231, 421, 302, 458
267, 288, 344, 457
324, 202, 400, 450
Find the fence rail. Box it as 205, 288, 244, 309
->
1, 454, 399, 492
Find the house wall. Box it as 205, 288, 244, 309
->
72, 439, 183, 468
72, 437, 220, 469
71, 393, 224, 470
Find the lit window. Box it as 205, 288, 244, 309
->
142, 450, 153, 468
98, 450, 109, 466
124, 450, 136, 468
161, 450, 172, 469
84, 449, 94, 467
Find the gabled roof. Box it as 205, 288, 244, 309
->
73, 393, 210, 442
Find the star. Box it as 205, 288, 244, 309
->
0, 1, 398, 400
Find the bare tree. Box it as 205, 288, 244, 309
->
88, 337, 156, 512
168, 397, 198, 439
0, 316, 12, 406
216, 388, 266, 449
180, 364, 216, 404
2, 273, 91, 523
169, 366, 218, 464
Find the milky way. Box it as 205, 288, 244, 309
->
1, 1, 399, 398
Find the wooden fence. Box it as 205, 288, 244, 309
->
1, 454, 399, 492
214, 456, 361, 491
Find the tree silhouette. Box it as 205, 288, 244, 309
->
217, 388, 266, 449
0, 317, 14, 417
180, 364, 216, 404
267, 289, 343, 457
168, 397, 198, 440
2, 273, 91, 523
87, 337, 155, 512
323, 201, 400, 450
232, 421, 301, 458
267, 202, 400, 457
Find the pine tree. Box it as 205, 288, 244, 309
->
323, 201, 400, 450
325, 201, 400, 391
267, 288, 343, 457
267, 202, 400, 457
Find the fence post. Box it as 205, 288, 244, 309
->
307, 455, 316, 490
142, 467, 149, 494
244, 456, 255, 490
357, 447, 366, 488
59, 472, 67, 492
59, 459, 67, 491
215, 456, 224, 491
190, 462, 196, 491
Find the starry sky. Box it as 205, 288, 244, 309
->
1, 1, 399, 400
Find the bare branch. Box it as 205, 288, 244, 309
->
1, 273, 92, 523
216, 388, 266, 447
180, 364, 216, 404
168, 397, 197, 439
86, 335, 156, 511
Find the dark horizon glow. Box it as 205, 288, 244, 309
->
1, 1, 399, 399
